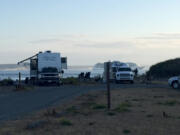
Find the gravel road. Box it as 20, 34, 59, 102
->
0, 83, 169, 123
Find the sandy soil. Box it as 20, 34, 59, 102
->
1, 85, 180, 135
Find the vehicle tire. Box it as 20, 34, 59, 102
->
130, 80, 134, 84
172, 81, 179, 89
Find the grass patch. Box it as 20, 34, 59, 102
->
123, 129, 131, 134
107, 111, 116, 116
89, 122, 95, 126
157, 100, 179, 106
146, 114, 153, 118
60, 118, 73, 126
25, 120, 49, 130
61, 77, 79, 85
132, 99, 140, 101
92, 104, 106, 110
66, 106, 79, 114
114, 102, 132, 113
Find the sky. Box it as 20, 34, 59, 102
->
1, 0, 180, 66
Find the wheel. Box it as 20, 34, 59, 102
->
172, 81, 179, 89
130, 80, 134, 84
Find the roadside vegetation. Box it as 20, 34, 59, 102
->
1, 87, 180, 135
0, 78, 14, 86
147, 58, 180, 78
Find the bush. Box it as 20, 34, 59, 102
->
61, 77, 79, 85
123, 129, 131, 134
92, 104, 106, 110
60, 118, 73, 126
157, 100, 178, 106
114, 102, 131, 112
0, 78, 14, 86
147, 58, 180, 78
66, 106, 79, 114
107, 111, 116, 116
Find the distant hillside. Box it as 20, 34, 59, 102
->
147, 58, 180, 78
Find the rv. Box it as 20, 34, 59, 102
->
18, 51, 67, 85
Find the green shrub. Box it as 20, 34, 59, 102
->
66, 106, 79, 114
107, 111, 116, 116
146, 114, 153, 118
92, 104, 106, 110
147, 58, 180, 78
60, 118, 73, 126
123, 129, 131, 134
0, 78, 14, 86
157, 100, 178, 106
61, 77, 79, 85
114, 102, 131, 112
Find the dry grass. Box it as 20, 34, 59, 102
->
1, 87, 180, 135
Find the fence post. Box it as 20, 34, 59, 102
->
106, 62, 111, 110
19, 72, 21, 88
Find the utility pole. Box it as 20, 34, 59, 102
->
106, 62, 111, 110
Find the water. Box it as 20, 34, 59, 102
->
0, 64, 149, 80
0, 65, 104, 80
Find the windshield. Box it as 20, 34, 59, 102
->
42, 67, 58, 73
118, 68, 131, 71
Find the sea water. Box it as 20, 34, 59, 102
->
0, 64, 148, 80
0, 65, 104, 80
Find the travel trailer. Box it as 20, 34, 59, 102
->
103, 61, 134, 83
18, 51, 67, 85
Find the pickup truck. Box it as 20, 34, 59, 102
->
115, 67, 134, 84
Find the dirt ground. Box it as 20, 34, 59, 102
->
1, 86, 180, 135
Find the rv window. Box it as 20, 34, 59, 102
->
61, 58, 67, 63
30, 59, 37, 70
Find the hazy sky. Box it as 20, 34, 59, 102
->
1, 0, 180, 65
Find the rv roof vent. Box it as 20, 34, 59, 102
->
46, 50, 51, 53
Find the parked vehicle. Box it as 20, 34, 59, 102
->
103, 61, 134, 83
115, 66, 134, 84
168, 76, 180, 89
18, 51, 67, 85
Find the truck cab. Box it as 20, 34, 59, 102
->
38, 67, 61, 85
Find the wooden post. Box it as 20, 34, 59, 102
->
19, 72, 21, 88
106, 62, 111, 110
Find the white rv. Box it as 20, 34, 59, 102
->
103, 61, 134, 83
18, 51, 67, 85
